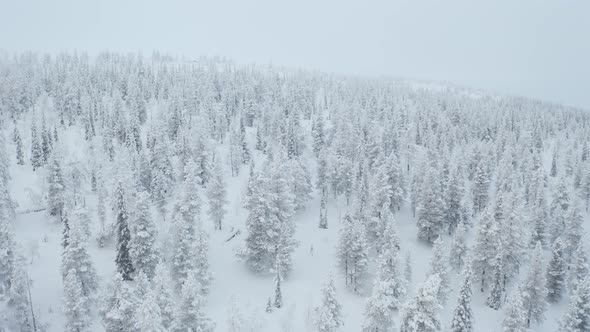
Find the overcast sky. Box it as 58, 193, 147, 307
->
1, 0, 588, 109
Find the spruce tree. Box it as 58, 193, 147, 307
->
416, 166, 445, 244
546, 237, 566, 303
47, 151, 65, 217
427, 238, 451, 305
520, 241, 548, 327
399, 274, 442, 332
173, 272, 214, 332
558, 277, 590, 332
207, 156, 228, 230
30, 119, 43, 170
314, 275, 343, 332
337, 214, 369, 293
129, 191, 159, 280
502, 291, 529, 332
14, 128, 24, 165
115, 181, 134, 281
63, 268, 91, 332
450, 268, 473, 332
487, 254, 504, 310
450, 222, 468, 271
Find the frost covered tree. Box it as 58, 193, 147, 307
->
47, 151, 66, 217
288, 157, 313, 211
150, 134, 174, 213
445, 166, 466, 234
399, 274, 442, 332
416, 166, 445, 244
206, 157, 228, 230
472, 157, 490, 213
502, 291, 529, 332
100, 273, 136, 332
520, 242, 548, 327
30, 119, 43, 170
386, 153, 405, 212
129, 191, 159, 280
499, 192, 527, 284
153, 264, 175, 330
569, 246, 590, 292
319, 188, 328, 229
450, 268, 473, 332
314, 275, 343, 332
427, 238, 450, 305
471, 207, 500, 292
337, 214, 369, 293
173, 272, 214, 332
487, 255, 504, 310
546, 237, 566, 303
133, 272, 165, 332
63, 268, 92, 332
450, 222, 468, 271
558, 277, 590, 332
242, 159, 297, 276
61, 206, 98, 299
115, 181, 134, 281
8, 255, 35, 332
14, 127, 24, 165
0, 203, 15, 295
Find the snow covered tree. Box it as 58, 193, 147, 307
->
445, 166, 466, 233
129, 190, 159, 280
487, 254, 504, 310
546, 237, 566, 303
471, 207, 500, 292
520, 241, 548, 327
173, 272, 214, 332
8, 255, 35, 332
558, 277, 590, 332
502, 291, 529, 332
207, 157, 228, 230
450, 268, 473, 332
570, 246, 590, 292
450, 222, 468, 271
242, 159, 297, 275
288, 157, 313, 211
63, 268, 92, 332
319, 188, 328, 229
47, 151, 65, 217
274, 266, 283, 309
314, 275, 343, 332
386, 153, 405, 212
153, 264, 175, 330
100, 273, 136, 332
427, 238, 451, 305
472, 157, 490, 213
150, 134, 174, 213
416, 166, 445, 244
30, 119, 43, 170
61, 206, 98, 299
337, 214, 369, 293
115, 181, 134, 281
14, 127, 24, 165
399, 274, 442, 332
499, 192, 527, 286
312, 113, 325, 157
0, 200, 15, 295
133, 272, 165, 332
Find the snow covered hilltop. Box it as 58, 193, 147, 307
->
0, 52, 589, 331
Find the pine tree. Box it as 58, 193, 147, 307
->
100, 273, 136, 332
14, 128, 24, 165
319, 188, 328, 229
207, 156, 228, 230
399, 274, 442, 332
274, 267, 283, 309
266, 298, 273, 313
427, 238, 450, 305
416, 166, 445, 244
487, 254, 503, 310
47, 152, 66, 217
63, 268, 91, 332
386, 152, 405, 212
450, 222, 468, 271
153, 264, 175, 330
520, 242, 548, 327
546, 237, 566, 303
472, 158, 490, 213
173, 272, 214, 332
312, 113, 325, 157
115, 181, 134, 281
30, 119, 43, 170
570, 246, 590, 292
8, 255, 35, 331
314, 275, 343, 332
445, 166, 465, 233
150, 134, 174, 213
129, 190, 159, 280
502, 291, 529, 332
404, 252, 413, 288
61, 206, 98, 299
133, 272, 166, 332
471, 207, 501, 292
338, 214, 369, 293
288, 157, 313, 210
450, 268, 473, 332
558, 277, 590, 332
0, 204, 15, 295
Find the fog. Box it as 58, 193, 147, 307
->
1, 0, 588, 108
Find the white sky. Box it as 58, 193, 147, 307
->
1, 0, 589, 109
